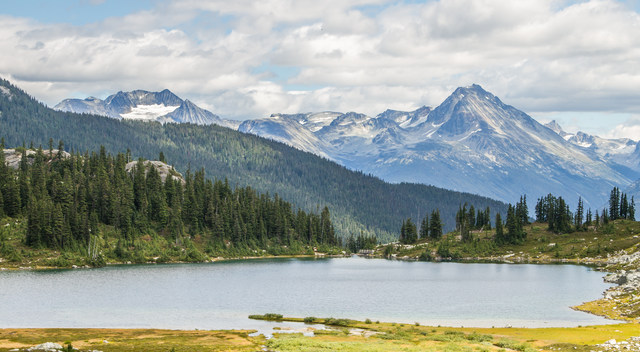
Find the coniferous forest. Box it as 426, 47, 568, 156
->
0, 144, 339, 265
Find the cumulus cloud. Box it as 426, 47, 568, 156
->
0, 0, 639, 124
607, 116, 640, 140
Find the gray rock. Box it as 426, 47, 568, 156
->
27, 342, 63, 351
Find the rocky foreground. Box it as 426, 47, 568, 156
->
588, 249, 640, 320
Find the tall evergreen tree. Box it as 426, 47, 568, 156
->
610, 187, 620, 220
429, 209, 443, 240
494, 212, 504, 243
419, 215, 429, 239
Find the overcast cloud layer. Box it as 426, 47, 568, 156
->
1, 0, 639, 138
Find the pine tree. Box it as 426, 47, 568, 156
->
574, 196, 584, 230
429, 209, 443, 240
630, 197, 635, 221
402, 218, 418, 244
494, 212, 504, 243
419, 215, 429, 239
609, 187, 620, 220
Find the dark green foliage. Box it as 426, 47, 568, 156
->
609, 187, 634, 221
455, 203, 492, 242
535, 194, 572, 233
2, 145, 338, 252
610, 187, 621, 220
429, 209, 443, 240
574, 197, 584, 231
494, 212, 504, 242
0, 79, 508, 241
345, 233, 377, 253
495, 196, 527, 244
399, 218, 418, 244
248, 313, 283, 321
419, 215, 429, 239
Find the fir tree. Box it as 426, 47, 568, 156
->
494, 212, 504, 243
420, 215, 429, 240
429, 209, 443, 240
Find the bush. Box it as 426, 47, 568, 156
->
303, 317, 317, 323
324, 318, 351, 327
248, 313, 283, 321
419, 250, 433, 261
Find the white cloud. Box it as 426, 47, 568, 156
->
607, 116, 640, 140
0, 0, 640, 126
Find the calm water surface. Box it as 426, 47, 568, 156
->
0, 257, 616, 329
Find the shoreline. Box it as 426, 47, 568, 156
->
0, 253, 349, 271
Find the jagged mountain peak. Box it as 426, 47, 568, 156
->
55, 89, 227, 126
424, 84, 520, 137
544, 120, 565, 135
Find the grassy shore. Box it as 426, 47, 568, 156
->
2, 318, 640, 352
0, 217, 345, 270
378, 219, 640, 264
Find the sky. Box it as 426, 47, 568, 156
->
1, 0, 640, 139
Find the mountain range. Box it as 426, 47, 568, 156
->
237, 85, 639, 209
1, 79, 507, 241
55, 84, 640, 210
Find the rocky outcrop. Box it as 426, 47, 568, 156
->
26, 342, 63, 351
3, 149, 70, 169
125, 160, 184, 184
598, 336, 640, 351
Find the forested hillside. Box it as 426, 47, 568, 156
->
0, 146, 339, 265
0, 79, 508, 241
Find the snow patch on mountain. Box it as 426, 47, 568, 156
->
55, 89, 234, 127
241, 84, 638, 209
120, 104, 180, 120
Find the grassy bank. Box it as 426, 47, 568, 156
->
3, 318, 640, 352
377, 219, 640, 264
0, 217, 344, 270
0, 328, 262, 352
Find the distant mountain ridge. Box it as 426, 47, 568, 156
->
55, 89, 239, 128
55, 84, 639, 210
240, 84, 639, 209
543, 120, 639, 173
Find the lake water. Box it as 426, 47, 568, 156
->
0, 256, 616, 329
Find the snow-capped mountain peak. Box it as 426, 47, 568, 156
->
239, 84, 639, 210
55, 89, 233, 127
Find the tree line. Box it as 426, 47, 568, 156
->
535, 187, 634, 233
0, 141, 339, 254
399, 189, 636, 246
398, 209, 443, 244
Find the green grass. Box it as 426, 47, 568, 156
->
2, 319, 640, 352
0, 216, 342, 270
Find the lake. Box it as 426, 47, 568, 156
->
0, 256, 616, 329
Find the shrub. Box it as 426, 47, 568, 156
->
324, 318, 351, 326
248, 313, 283, 321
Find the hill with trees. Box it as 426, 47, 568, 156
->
0, 145, 340, 266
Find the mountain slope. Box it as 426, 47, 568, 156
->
55, 89, 238, 128
544, 120, 639, 175
241, 84, 637, 209
0, 79, 508, 241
